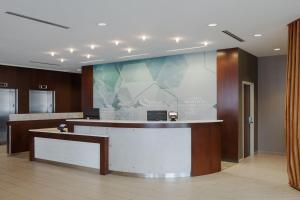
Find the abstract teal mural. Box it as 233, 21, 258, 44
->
93, 51, 216, 120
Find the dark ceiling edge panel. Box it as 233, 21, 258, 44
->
5, 11, 70, 29
222, 30, 245, 42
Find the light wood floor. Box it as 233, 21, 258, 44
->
0, 146, 299, 200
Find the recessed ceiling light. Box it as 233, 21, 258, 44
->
90, 44, 97, 50
254, 34, 263, 37
85, 54, 92, 59
60, 58, 65, 63
208, 23, 218, 27
173, 37, 182, 43
114, 40, 120, 46
49, 52, 56, 57
68, 48, 75, 53
274, 48, 281, 51
97, 22, 107, 26
127, 48, 133, 53
140, 35, 148, 41
201, 41, 209, 46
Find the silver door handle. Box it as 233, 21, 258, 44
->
248, 116, 254, 124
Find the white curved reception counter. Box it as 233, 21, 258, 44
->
65, 119, 223, 178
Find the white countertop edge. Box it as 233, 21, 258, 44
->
9, 112, 83, 122
66, 119, 223, 124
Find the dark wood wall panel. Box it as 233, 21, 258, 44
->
217, 48, 240, 162
81, 66, 93, 110
16, 68, 31, 113
217, 48, 258, 162
71, 74, 82, 112
0, 65, 82, 113
0, 66, 17, 88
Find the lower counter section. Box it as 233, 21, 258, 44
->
29, 129, 109, 175
76, 126, 191, 177
35, 138, 100, 169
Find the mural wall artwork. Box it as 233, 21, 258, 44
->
93, 51, 217, 120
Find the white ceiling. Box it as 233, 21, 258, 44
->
0, 0, 299, 73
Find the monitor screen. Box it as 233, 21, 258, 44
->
83, 108, 100, 119
147, 110, 167, 121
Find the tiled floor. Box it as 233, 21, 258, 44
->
0, 145, 299, 200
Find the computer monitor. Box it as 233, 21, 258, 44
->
83, 108, 100, 119
147, 110, 167, 121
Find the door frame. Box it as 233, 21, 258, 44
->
242, 81, 255, 157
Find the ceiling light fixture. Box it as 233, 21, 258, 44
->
97, 22, 107, 26
174, 37, 182, 43
60, 58, 65, 63
68, 48, 75, 53
274, 48, 281, 51
167, 46, 205, 52
85, 54, 92, 59
201, 41, 209, 46
208, 23, 218, 27
254, 34, 263, 37
127, 48, 133, 53
80, 59, 104, 64
49, 52, 56, 57
141, 35, 148, 41
90, 44, 97, 50
114, 40, 120, 46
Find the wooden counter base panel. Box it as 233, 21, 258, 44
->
7, 119, 68, 154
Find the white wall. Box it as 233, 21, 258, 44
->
258, 55, 286, 155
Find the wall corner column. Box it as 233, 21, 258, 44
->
81, 65, 93, 111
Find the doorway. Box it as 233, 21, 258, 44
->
242, 82, 255, 158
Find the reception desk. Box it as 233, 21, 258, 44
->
67, 119, 222, 178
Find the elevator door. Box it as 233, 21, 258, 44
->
29, 90, 55, 113
0, 89, 17, 144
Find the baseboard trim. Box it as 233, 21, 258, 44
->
34, 158, 100, 174
256, 151, 286, 156
221, 158, 239, 163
